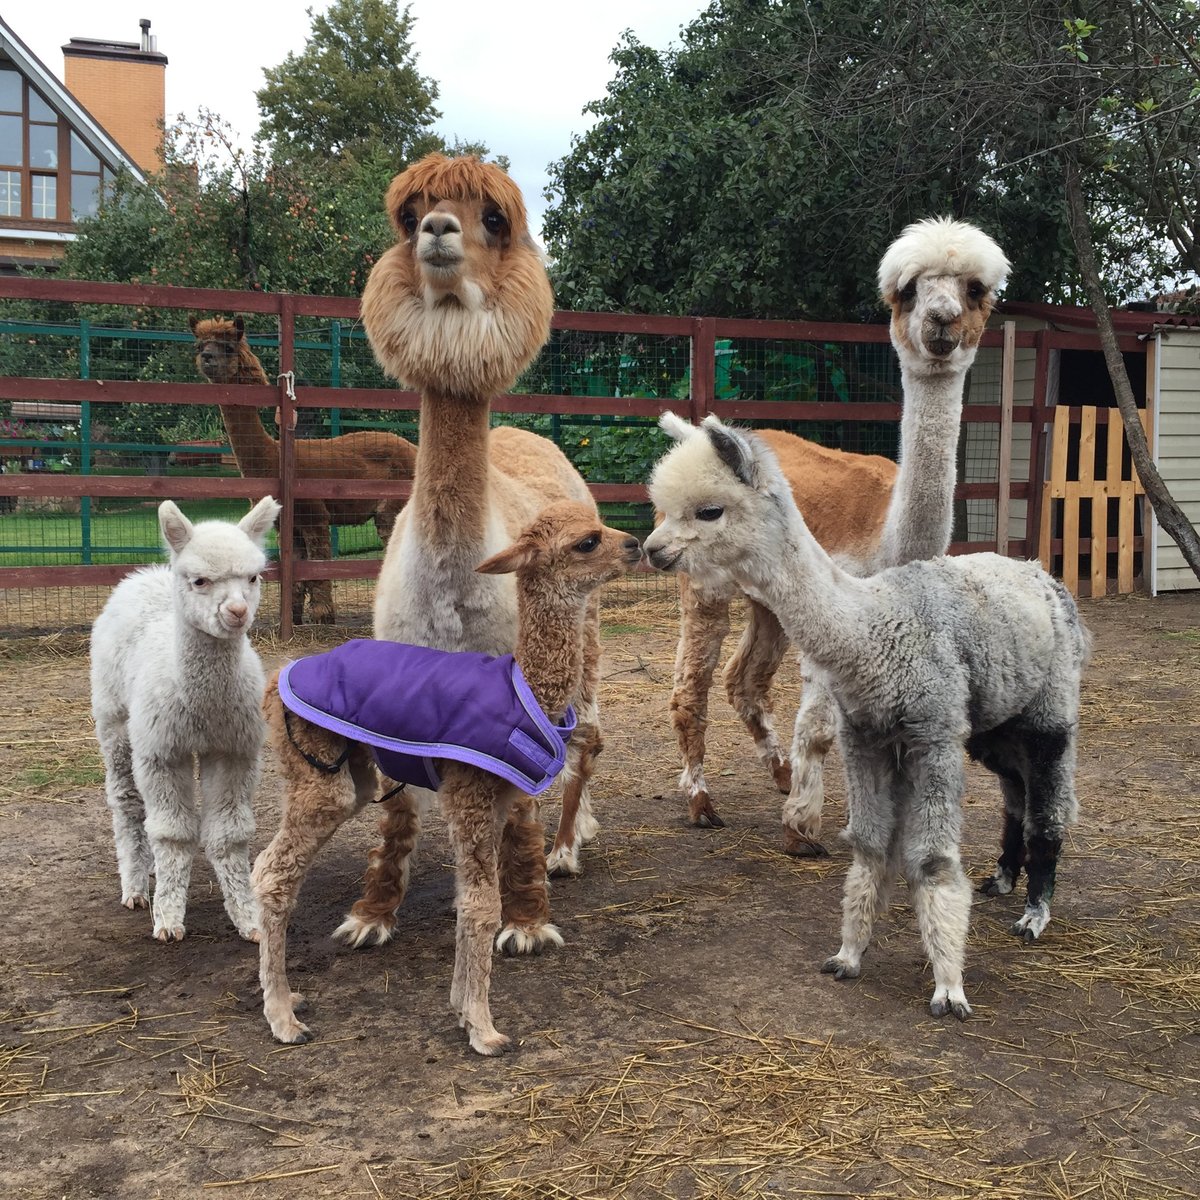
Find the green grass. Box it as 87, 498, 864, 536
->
0, 499, 386, 567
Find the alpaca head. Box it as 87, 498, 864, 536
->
361, 154, 555, 401
476, 501, 642, 602
190, 315, 258, 385
644, 414, 795, 591
159, 495, 281, 639
877, 218, 1010, 376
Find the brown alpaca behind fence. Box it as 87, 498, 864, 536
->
189, 315, 417, 625
252, 501, 642, 1055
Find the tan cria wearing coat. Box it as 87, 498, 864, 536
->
673, 217, 1008, 852
343, 154, 603, 961
189, 316, 417, 625
252, 502, 641, 1054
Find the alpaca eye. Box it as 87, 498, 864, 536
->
696, 506, 724, 522
247, 574, 259, 585
967, 282, 985, 301
483, 210, 507, 236
575, 534, 600, 553
899, 281, 917, 303
400, 210, 418, 235
192, 577, 210, 588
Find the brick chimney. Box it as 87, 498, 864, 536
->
63, 18, 167, 174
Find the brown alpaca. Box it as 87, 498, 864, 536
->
673, 218, 1010, 852
253, 502, 641, 1054
331, 154, 603, 963
189, 315, 418, 625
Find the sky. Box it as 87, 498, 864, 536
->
11, 0, 709, 237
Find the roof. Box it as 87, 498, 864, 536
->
0, 15, 146, 185
999, 300, 1200, 336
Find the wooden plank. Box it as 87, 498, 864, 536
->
1117, 481, 1136, 593
1091, 482, 1109, 598
996, 321, 1015, 555
1038, 490, 1054, 572
1078, 406, 1096, 486
1062, 480, 1080, 595
1047, 405, 1071, 498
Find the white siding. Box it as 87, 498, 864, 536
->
1153, 329, 1200, 593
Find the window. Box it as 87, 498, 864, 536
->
0, 66, 111, 224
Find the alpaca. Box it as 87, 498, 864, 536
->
189, 316, 418, 625
252, 502, 641, 1053
344, 152, 603, 955
645, 416, 1087, 1018
670, 218, 1010, 853
90, 496, 281, 942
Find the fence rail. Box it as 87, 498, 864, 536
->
0, 277, 1145, 636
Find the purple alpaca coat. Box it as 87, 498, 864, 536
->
277, 639, 575, 795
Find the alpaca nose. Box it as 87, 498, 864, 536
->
224, 601, 249, 624
623, 536, 641, 555
421, 211, 462, 238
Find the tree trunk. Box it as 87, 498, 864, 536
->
1063, 156, 1200, 586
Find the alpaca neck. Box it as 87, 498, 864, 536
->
876, 362, 966, 568
513, 593, 585, 721
409, 390, 492, 548
740, 507, 872, 681
219, 404, 279, 476
172, 607, 243, 688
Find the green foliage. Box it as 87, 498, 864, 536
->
256, 0, 442, 161
545, 0, 1197, 318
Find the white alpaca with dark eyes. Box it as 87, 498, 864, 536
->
90, 497, 280, 942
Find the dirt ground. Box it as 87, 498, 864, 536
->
1, 586, 1197, 1199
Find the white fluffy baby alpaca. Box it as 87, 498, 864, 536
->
90, 496, 280, 942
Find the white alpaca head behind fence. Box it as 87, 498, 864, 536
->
158, 497, 280, 639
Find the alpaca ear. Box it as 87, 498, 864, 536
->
159, 501, 193, 555
476, 539, 537, 576
702, 415, 758, 488
659, 411, 696, 443
188, 314, 199, 333
239, 496, 282, 546
233, 316, 245, 339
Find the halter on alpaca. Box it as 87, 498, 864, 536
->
277, 640, 576, 795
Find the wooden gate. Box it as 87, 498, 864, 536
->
1037, 404, 1152, 596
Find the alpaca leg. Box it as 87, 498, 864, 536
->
299, 511, 335, 625
373, 501, 400, 546
443, 774, 509, 1055
904, 746, 972, 1018
290, 528, 308, 628
979, 776, 1027, 897
332, 777, 422, 948
782, 666, 837, 857
198, 753, 261, 941
98, 722, 153, 909
821, 737, 896, 978
723, 598, 792, 793
1011, 728, 1076, 942
498, 795, 563, 955
548, 595, 602, 876
135, 755, 199, 942
670, 575, 733, 827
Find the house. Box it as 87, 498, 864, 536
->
0, 16, 164, 271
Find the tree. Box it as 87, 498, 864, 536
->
256, 0, 443, 161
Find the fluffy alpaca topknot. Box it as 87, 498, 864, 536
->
384, 153, 529, 238
877, 216, 1011, 301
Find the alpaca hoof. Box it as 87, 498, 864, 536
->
546, 844, 582, 878
820, 955, 859, 980
122, 893, 150, 910
782, 827, 829, 857
930, 989, 972, 1020
771, 760, 793, 794
468, 1028, 512, 1057
270, 1017, 313, 1045
1010, 903, 1050, 942
290, 992, 308, 1012
979, 871, 1015, 897
154, 924, 186, 942
308, 605, 336, 625
496, 922, 564, 957
332, 911, 396, 948
688, 793, 725, 829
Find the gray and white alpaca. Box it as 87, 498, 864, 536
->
90, 496, 280, 942
645, 416, 1088, 1018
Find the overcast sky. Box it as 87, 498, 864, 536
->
13, 0, 708, 237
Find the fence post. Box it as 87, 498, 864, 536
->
690, 317, 717, 422
996, 320, 1015, 556
79, 318, 92, 565
278, 297, 296, 640
1024, 329, 1050, 559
